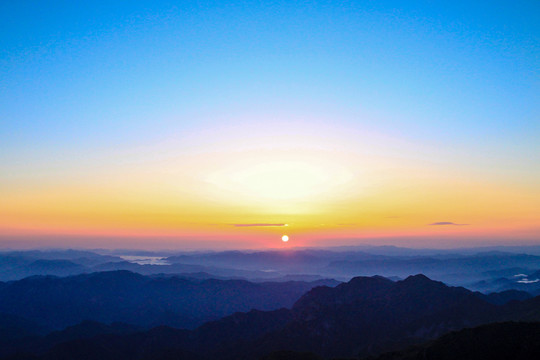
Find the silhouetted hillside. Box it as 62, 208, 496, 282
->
246, 274, 500, 359
6, 274, 540, 360
0, 312, 49, 342
0, 320, 140, 358
0, 271, 338, 329
369, 321, 540, 360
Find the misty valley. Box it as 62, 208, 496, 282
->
1, 246, 540, 359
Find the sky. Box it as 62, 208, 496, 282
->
1, 0, 539, 250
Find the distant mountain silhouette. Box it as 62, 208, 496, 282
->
0, 270, 338, 330
481, 289, 533, 305
3, 249, 540, 296
91, 260, 279, 279
166, 250, 341, 272
470, 274, 540, 295
326, 253, 540, 284
6, 274, 540, 359
18, 259, 87, 278
0, 251, 122, 281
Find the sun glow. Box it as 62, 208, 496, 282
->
205, 159, 354, 202
281, 235, 289, 242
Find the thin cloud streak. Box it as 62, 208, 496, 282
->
429, 222, 469, 226
233, 223, 288, 227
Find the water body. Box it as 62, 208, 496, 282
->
120, 255, 170, 265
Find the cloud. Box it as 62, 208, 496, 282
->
232, 223, 288, 227
517, 279, 539, 284
428, 221, 469, 226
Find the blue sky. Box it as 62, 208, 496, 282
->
1, 1, 539, 248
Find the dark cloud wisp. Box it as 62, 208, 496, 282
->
429, 221, 469, 226
232, 223, 288, 227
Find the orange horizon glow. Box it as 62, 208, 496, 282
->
2, 144, 539, 250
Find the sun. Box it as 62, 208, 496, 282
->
281, 235, 289, 242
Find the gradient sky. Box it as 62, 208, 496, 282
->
1, 0, 539, 249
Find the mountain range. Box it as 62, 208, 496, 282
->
0, 270, 338, 330
3, 249, 540, 295
3, 273, 539, 359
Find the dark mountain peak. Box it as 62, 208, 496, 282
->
398, 274, 450, 292
396, 274, 476, 302
336, 275, 394, 297
348, 275, 394, 287
293, 275, 393, 312
402, 273, 433, 283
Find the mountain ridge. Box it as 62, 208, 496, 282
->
5, 274, 540, 359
